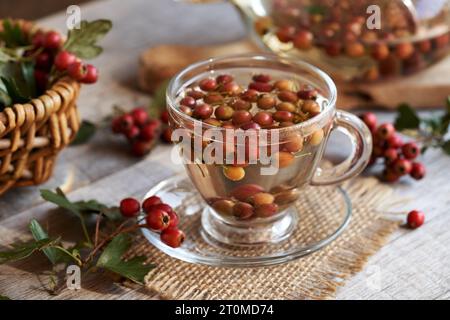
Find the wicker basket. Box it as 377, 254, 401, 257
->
0, 20, 82, 195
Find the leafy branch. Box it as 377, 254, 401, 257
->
0, 189, 154, 294
394, 96, 450, 155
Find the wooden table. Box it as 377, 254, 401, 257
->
1, 0, 450, 300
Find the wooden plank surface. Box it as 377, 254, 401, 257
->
1, 0, 450, 300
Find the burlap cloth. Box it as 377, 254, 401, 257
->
130, 176, 401, 300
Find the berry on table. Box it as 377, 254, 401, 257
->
120, 198, 140, 217
384, 148, 398, 164
131, 140, 151, 157
125, 125, 140, 140
130, 107, 149, 126
402, 142, 420, 160
142, 196, 162, 213
407, 210, 425, 229
393, 158, 413, 176
360, 112, 377, 132
160, 228, 185, 248
161, 127, 173, 143
146, 209, 171, 231
376, 123, 395, 140
410, 162, 426, 180
167, 211, 179, 229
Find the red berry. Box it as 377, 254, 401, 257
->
386, 134, 403, 149
54, 51, 76, 71
125, 126, 140, 140
410, 162, 426, 180
146, 209, 170, 231
67, 61, 86, 81
240, 89, 259, 102
81, 64, 98, 84
376, 123, 395, 140
149, 203, 174, 214
118, 114, 134, 132
360, 112, 377, 132
293, 30, 313, 50
252, 74, 271, 83
111, 116, 124, 134
35, 51, 52, 70
161, 127, 173, 143
276, 26, 295, 43
130, 107, 148, 126
199, 78, 217, 91
168, 211, 179, 229
393, 158, 413, 176
297, 85, 318, 100
131, 140, 150, 157
120, 198, 140, 217
193, 104, 213, 120
160, 110, 169, 124
140, 123, 157, 142
32, 31, 45, 48
180, 96, 196, 108
402, 142, 420, 160
241, 121, 261, 130
43, 31, 62, 49
34, 69, 48, 92
142, 196, 162, 213
216, 74, 233, 84
382, 169, 400, 183
248, 81, 273, 92
384, 148, 398, 164
187, 90, 204, 100
407, 210, 425, 229
160, 228, 185, 248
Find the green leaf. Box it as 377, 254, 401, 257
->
0, 76, 29, 103
63, 20, 112, 59
0, 238, 56, 264
40, 189, 83, 219
0, 20, 27, 48
394, 103, 421, 131
97, 234, 154, 284
148, 79, 169, 118
0, 295, 11, 300
308, 5, 326, 15
29, 219, 61, 265
20, 61, 36, 98
70, 120, 96, 145
441, 140, 450, 155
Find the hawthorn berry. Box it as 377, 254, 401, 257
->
410, 162, 426, 180
54, 51, 76, 71
146, 209, 170, 231
386, 134, 403, 149
160, 110, 169, 124
131, 140, 151, 157
402, 142, 420, 160
43, 31, 62, 49
67, 61, 86, 81
382, 169, 400, 183
125, 125, 140, 140
407, 210, 425, 229
167, 211, 179, 229
360, 112, 377, 132
149, 203, 174, 214
393, 158, 413, 176
130, 107, 149, 126
199, 78, 217, 91
161, 127, 173, 143
376, 123, 395, 140
140, 123, 157, 142
81, 64, 98, 84
160, 228, 185, 248
142, 196, 162, 213
35, 52, 52, 70
120, 198, 140, 217
384, 148, 398, 164
32, 31, 45, 48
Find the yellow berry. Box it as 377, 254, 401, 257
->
223, 166, 245, 181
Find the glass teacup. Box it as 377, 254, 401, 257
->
167, 54, 372, 245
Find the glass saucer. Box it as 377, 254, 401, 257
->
141, 175, 352, 267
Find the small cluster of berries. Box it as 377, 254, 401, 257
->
119, 196, 185, 248
31, 30, 98, 91
360, 112, 426, 183
111, 107, 172, 157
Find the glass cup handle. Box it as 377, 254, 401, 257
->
311, 111, 373, 186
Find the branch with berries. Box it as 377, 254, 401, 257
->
0, 188, 183, 295
360, 96, 450, 183
1, 19, 112, 110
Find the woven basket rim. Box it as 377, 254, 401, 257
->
0, 77, 80, 126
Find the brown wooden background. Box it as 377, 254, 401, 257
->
0, 0, 92, 19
